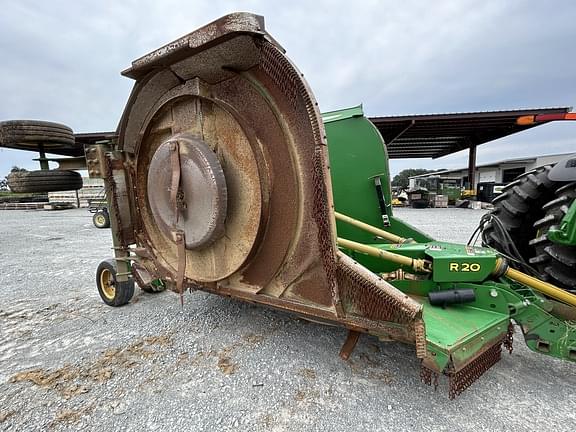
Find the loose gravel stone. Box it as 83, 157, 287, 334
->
0, 208, 575, 431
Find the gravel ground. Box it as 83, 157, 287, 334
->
1, 207, 575, 431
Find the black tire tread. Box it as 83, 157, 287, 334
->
0, 120, 75, 149
0, 119, 72, 129
2, 132, 75, 143
529, 182, 576, 293
7, 170, 82, 193
482, 165, 557, 264
2, 126, 73, 134
96, 259, 134, 307
93, 210, 111, 229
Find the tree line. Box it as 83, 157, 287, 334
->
0, 166, 27, 191
391, 168, 438, 188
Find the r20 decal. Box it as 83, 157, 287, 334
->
449, 262, 481, 272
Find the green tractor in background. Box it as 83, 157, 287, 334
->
481, 155, 576, 293
406, 175, 462, 208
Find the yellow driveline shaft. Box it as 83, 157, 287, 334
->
334, 211, 410, 244
337, 237, 431, 273
505, 267, 576, 308
338, 222, 576, 307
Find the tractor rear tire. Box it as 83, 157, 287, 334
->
529, 182, 576, 293
7, 170, 82, 193
482, 166, 558, 263
96, 259, 135, 307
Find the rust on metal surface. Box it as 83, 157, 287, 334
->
414, 319, 427, 358
503, 322, 514, 354
104, 155, 126, 247
446, 339, 504, 399
122, 13, 269, 80
174, 230, 187, 306
104, 153, 135, 246
420, 336, 506, 398
169, 141, 181, 226
336, 252, 422, 325
148, 134, 227, 249
339, 330, 361, 361
111, 12, 425, 368
131, 263, 153, 288
420, 363, 439, 391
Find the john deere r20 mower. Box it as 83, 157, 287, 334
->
2, 13, 575, 398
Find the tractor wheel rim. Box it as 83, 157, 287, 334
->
95, 215, 105, 226
100, 269, 115, 299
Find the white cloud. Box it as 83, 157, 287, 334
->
1, 0, 575, 177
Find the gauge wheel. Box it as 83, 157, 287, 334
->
529, 182, 576, 292
96, 259, 134, 307
93, 209, 110, 229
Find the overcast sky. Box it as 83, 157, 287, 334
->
1, 0, 575, 177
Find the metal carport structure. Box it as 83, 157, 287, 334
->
369, 107, 573, 188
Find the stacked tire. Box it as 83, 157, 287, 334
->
8, 170, 82, 193
0, 120, 75, 152
1, 120, 82, 193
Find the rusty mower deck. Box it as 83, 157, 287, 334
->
80, 13, 576, 398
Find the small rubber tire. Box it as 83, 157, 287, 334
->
93, 210, 111, 229
481, 166, 559, 262
96, 259, 135, 307
529, 182, 576, 292
7, 170, 82, 193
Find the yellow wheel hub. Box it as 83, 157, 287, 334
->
100, 268, 116, 300
95, 214, 106, 226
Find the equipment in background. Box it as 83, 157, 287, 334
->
87, 188, 110, 229
476, 182, 505, 203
